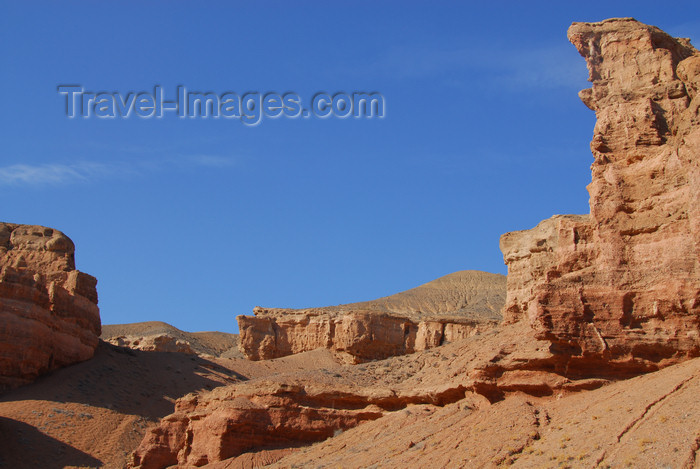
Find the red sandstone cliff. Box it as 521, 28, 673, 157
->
237, 270, 505, 362
501, 17, 700, 374
0, 223, 101, 390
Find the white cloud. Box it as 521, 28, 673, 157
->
0, 155, 236, 187
0, 162, 111, 185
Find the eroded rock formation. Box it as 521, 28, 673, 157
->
238, 270, 505, 362
101, 321, 243, 358
129, 382, 403, 468
0, 223, 100, 390
105, 334, 196, 355
501, 18, 700, 374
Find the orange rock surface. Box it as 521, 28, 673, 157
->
105, 334, 196, 355
0, 223, 101, 391
0, 342, 342, 469
501, 18, 700, 375
129, 323, 551, 469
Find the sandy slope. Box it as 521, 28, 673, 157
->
269, 357, 700, 469
125, 320, 699, 469
3, 327, 699, 469
254, 270, 506, 322
339, 270, 506, 321
0, 341, 342, 469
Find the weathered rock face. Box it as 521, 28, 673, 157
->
0, 223, 100, 391
501, 18, 700, 373
239, 309, 497, 363
238, 271, 505, 362
128, 381, 390, 469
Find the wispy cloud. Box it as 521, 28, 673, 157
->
0, 155, 236, 187
0, 162, 119, 185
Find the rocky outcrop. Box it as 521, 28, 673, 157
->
129, 382, 389, 468
105, 334, 195, 354
101, 321, 242, 358
239, 309, 498, 363
128, 321, 617, 469
500, 18, 700, 374
128, 322, 550, 469
238, 270, 505, 362
0, 223, 100, 391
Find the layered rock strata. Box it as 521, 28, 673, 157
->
128, 381, 451, 468
238, 270, 505, 362
0, 223, 100, 390
500, 18, 700, 374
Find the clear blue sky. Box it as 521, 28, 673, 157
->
1, 2, 698, 333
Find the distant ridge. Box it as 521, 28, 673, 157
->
101, 322, 242, 358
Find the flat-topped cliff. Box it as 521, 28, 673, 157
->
237, 270, 505, 362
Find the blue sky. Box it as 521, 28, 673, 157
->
1, 2, 698, 333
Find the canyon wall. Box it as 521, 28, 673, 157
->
0, 223, 101, 390
500, 18, 700, 372
130, 18, 700, 469
237, 270, 505, 362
